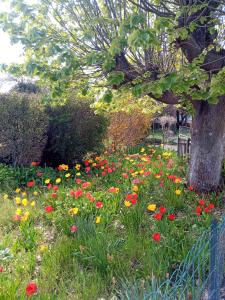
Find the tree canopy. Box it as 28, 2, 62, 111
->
1, 0, 224, 105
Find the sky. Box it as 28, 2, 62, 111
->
0, 1, 24, 92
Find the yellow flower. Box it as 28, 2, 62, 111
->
39, 245, 48, 252
15, 188, 21, 193
65, 173, 71, 178
22, 192, 27, 196
75, 164, 81, 170
69, 207, 79, 215
175, 178, 182, 184
3, 194, 8, 200
96, 216, 101, 224
92, 163, 97, 167
132, 185, 139, 192
31, 201, 36, 207
55, 178, 61, 184
16, 208, 22, 215
76, 173, 81, 177
140, 147, 145, 153
124, 201, 132, 207
33, 191, 38, 196
139, 170, 144, 174
45, 179, 50, 184
175, 189, 182, 195
22, 198, 28, 206
147, 204, 157, 212
21, 215, 28, 222
15, 197, 21, 205
24, 211, 30, 218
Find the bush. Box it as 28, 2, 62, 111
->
107, 110, 152, 148
0, 93, 48, 166
42, 101, 107, 166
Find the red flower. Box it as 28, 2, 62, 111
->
27, 181, 35, 188
75, 188, 83, 199
82, 182, 91, 189
195, 206, 202, 214
85, 167, 91, 173
167, 214, 175, 221
107, 167, 113, 173
122, 173, 129, 179
152, 232, 161, 242
75, 178, 82, 184
159, 206, 166, 214
204, 207, 210, 213
53, 185, 59, 191
96, 201, 103, 209
101, 171, 106, 177
199, 200, 205, 206
51, 193, 57, 199
13, 214, 21, 221
47, 184, 52, 190
0, 266, 3, 273
26, 282, 38, 297
70, 225, 78, 233
208, 203, 215, 210
45, 206, 54, 213
84, 160, 89, 166
188, 185, 194, 191
31, 162, 40, 167
131, 199, 137, 205
153, 213, 162, 221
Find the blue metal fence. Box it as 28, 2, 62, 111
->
118, 217, 225, 300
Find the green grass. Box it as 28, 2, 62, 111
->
0, 146, 222, 298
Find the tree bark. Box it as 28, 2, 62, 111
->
188, 98, 225, 192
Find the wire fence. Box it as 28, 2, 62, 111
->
118, 217, 225, 300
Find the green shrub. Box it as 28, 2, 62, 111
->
42, 101, 107, 166
0, 93, 48, 166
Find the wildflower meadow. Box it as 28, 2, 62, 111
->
0, 146, 221, 299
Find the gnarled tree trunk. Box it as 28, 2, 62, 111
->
188, 98, 225, 192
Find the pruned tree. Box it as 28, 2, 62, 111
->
1, 0, 225, 192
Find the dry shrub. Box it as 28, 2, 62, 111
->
107, 110, 152, 148
0, 93, 48, 166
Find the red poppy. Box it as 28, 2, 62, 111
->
131, 199, 137, 205
51, 193, 57, 199
96, 201, 103, 209
27, 181, 35, 188
101, 171, 106, 177
188, 185, 194, 191
26, 282, 38, 297
152, 232, 161, 242
199, 200, 205, 206
84, 160, 89, 166
153, 213, 162, 221
85, 167, 91, 173
195, 206, 202, 214
0, 266, 3, 273
75, 178, 82, 184
159, 206, 166, 214
45, 206, 54, 213
75, 188, 83, 199
122, 173, 129, 179
47, 184, 52, 190
70, 225, 78, 233
208, 203, 215, 210
167, 214, 175, 221
107, 167, 113, 173
31, 162, 40, 167
82, 182, 91, 189
204, 207, 210, 213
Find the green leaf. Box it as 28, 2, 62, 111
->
102, 90, 113, 103
107, 71, 124, 86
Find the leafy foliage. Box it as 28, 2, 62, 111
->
0, 93, 48, 166
42, 101, 107, 166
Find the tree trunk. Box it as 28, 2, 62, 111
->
188, 99, 225, 192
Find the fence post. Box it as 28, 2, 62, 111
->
209, 219, 220, 300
